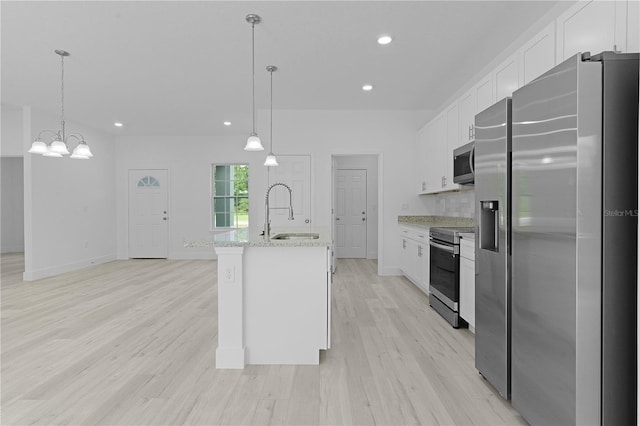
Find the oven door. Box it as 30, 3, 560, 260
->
429, 239, 460, 310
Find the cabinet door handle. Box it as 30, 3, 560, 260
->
403, 239, 407, 249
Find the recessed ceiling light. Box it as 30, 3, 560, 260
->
114, 122, 123, 127
377, 35, 392, 45
362, 84, 373, 91
223, 121, 231, 126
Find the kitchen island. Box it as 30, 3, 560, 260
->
212, 228, 332, 369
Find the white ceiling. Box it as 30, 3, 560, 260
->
1, 1, 559, 136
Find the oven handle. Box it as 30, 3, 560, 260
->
429, 240, 455, 253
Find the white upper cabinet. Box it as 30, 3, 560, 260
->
444, 102, 460, 191
430, 113, 447, 192
415, 0, 636, 196
494, 53, 520, 101
416, 125, 429, 194
629, 0, 639, 53
519, 22, 556, 85
556, 0, 627, 62
475, 74, 494, 116
459, 89, 476, 146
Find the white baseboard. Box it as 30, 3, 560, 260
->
23, 254, 117, 281
215, 346, 245, 369
1, 245, 25, 254
379, 266, 402, 276
170, 250, 216, 260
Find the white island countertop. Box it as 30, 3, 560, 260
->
211, 227, 332, 248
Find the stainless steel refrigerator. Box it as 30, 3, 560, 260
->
474, 97, 512, 400
510, 51, 638, 425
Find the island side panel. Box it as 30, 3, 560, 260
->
244, 246, 328, 365
214, 246, 246, 369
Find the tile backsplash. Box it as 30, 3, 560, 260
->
433, 190, 475, 218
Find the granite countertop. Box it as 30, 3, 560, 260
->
398, 215, 475, 231
184, 227, 332, 248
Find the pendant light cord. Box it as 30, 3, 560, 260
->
251, 22, 256, 134
269, 68, 273, 152
60, 53, 66, 139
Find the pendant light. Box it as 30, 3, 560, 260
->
28, 50, 93, 159
244, 14, 264, 151
264, 65, 279, 167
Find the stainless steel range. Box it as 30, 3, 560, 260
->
429, 226, 474, 328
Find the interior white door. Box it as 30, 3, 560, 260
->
128, 169, 168, 258
336, 169, 367, 258
267, 155, 311, 229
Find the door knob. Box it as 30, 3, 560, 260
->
362, 218, 366, 221
163, 217, 167, 221
305, 219, 310, 224
336, 218, 340, 221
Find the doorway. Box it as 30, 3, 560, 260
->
128, 169, 169, 258
336, 169, 367, 258
331, 155, 378, 261
1, 157, 25, 255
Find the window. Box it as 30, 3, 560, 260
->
212, 164, 249, 228
137, 176, 160, 187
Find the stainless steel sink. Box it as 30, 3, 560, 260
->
271, 232, 320, 240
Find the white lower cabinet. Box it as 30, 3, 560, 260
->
459, 236, 475, 331
399, 226, 430, 295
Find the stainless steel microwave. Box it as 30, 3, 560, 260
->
453, 141, 474, 184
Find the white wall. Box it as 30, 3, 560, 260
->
115, 109, 428, 274
23, 108, 117, 280
335, 154, 379, 259
115, 133, 267, 260
1, 158, 25, 253
1, 104, 24, 157
1, 104, 26, 253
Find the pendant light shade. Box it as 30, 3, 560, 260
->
264, 65, 279, 167
245, 133, 263, 151
28, 50, 93, 159
244, 14, 264, 151
264, 153, 279, 166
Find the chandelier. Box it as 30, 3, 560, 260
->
28, 50, 93, 159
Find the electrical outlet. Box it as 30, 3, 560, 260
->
223, 266, 235, 283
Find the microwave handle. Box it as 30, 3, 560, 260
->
469, 146, 475, 176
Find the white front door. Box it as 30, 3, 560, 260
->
267, 155, 311, 229
128, 169, 168, 258
336, 169, 367, 258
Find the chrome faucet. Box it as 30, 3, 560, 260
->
264, 182, 294, 240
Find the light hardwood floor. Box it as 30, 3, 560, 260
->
1, 253, 525, 425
